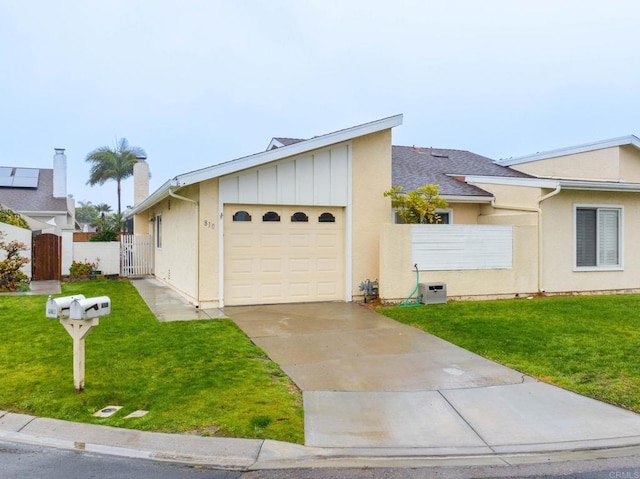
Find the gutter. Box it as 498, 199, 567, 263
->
536, 184, 562, 293
168, 187, 200, 308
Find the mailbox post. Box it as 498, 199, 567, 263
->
46, 295, 111, 393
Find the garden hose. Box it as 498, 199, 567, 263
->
399, 264, 421, 307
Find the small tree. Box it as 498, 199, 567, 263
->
0, 231, 29, 292
383, 183, 448, 224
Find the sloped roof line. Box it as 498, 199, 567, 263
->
130, 114, 403, 215
497, 135, 640, 167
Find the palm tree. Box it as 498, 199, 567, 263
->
85, 138, 147, 216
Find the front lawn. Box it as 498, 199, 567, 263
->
0, 280, 303, 443
380, 294, 640, 412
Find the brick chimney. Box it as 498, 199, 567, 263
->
53, 148, 67, 198
133, 155, 149, 206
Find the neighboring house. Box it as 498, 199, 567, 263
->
127, 115, 640, 307
0, 148, 76, 278
0, 149, 75, 231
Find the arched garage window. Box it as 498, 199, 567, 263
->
318, 212, 335, 223
232, 211, 251, 221
262, 211, 281, 222
291, 212, 309, 222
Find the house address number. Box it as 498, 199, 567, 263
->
203, 219, 215, 229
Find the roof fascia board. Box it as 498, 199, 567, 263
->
560, 179, 640, 192
463, 175, 560, 189
498, 135, 640, 166
19, 210, 67, 215
441, 195, 494, 203
174, 114, 403, 188
129, 114, 403, 216
127, 178, 173, 216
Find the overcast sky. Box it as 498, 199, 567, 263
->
2, 1, 639, 210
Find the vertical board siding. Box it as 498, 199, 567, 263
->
412, 225, 513, 271
219, 144, 349, 206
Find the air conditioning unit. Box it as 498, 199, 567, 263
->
418, 283, 447, 305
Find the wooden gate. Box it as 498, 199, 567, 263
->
120, 234, 152, 276
32, 233, 61, 280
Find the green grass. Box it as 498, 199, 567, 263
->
380, 294, 640, 412
0, 280, 303, 443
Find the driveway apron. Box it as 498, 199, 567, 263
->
225, 303, 640, 452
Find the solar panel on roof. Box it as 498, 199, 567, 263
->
0, 167, 40, 188
12, 176, 39, 188
15, 168, 39, 177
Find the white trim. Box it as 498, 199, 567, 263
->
129, 115, 403, 216
345, 143, 353, 302
573, 203, 624, 272
498, 135, 640, 166
463, 175, 560, 189
440, 195, 494, 203
560, 179, 640, 192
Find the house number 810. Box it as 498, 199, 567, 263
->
203, 220, 215, 229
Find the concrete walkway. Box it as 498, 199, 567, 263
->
5, 278, 640, 469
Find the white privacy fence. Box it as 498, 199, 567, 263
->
120, 234, 152, 277
412, 224, 513, 271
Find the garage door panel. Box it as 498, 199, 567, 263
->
290, 258, 311, 272
260, 258, 283, 273
224, 205, 344, 306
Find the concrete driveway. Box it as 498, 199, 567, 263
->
224, 302, 640, 453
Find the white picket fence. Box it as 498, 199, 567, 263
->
120, 234, 152, 277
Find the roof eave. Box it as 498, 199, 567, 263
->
129, 114, 404, 216
497, 135, 640, 166
463, 175, 560, 188
174, 114, 403, 188
441, 195, 494, 203
560, 179, 640, 192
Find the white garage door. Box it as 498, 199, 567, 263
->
224, 205, 345, 306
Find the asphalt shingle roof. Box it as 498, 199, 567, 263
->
392, 145, 531, 197
0, 168, 68, 212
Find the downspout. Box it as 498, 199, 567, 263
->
169, 187, 200, 308
536, 184, 562, 294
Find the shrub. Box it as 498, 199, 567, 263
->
0, 232, 29, 292
69, 260, 95, 276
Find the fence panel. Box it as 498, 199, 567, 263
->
120, 234, 152, 276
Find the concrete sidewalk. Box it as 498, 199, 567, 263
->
6, 279, 640, 470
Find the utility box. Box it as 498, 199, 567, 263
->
418, 283, 447, 305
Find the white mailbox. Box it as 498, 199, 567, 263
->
46, 295, 86, 319
69, 296, 111, 320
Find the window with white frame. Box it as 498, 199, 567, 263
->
575, 206, 622, 269
156, 214, 162, 248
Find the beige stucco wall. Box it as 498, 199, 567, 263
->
379, 223, 538, 300
351, 129, 392, 297
511, 147, 621, 181
198, 178, 219, 308
619, 145, 640, 182
540, 190, 640, 293
446, 202, 482, 224
150, 185, 200, 305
